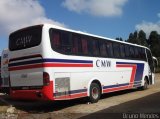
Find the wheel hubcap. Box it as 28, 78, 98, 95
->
92, 87, 98, 99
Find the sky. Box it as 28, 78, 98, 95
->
0, 0, 160, 54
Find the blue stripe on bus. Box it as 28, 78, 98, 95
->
43, 59, 93, 64
103, 83, 129, 89
134, 81, 142, 84
134, 63, 144, 82
133, 84, 142, 87
9, 59, 43, 67
69, 88, 87, 94
9, 58, 93, 67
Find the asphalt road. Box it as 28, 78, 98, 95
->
0, 74, 160, 119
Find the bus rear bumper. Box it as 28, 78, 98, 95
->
10, 81, 54, 101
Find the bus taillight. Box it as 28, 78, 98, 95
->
43, 72, 50, 86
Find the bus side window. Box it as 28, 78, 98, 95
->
125, 45, 130, 59
134, 47, 139, 59
72, 34, 82, 55
138, 48, 142, 60
99, 41, 107, 57
141, 48, 146, 61
129, 46, 135, 59
81, 37, 88, 55
51, 30, 61, 52
61, 32, 72, 54
88, 38, 93, 56
106, 41, 113, 58
113, 42, 120, 58
120, 44, 125, 58
92, 39, 99, 56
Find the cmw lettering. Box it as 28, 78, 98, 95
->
16, 35, 32, 47
96, 60, 111, 67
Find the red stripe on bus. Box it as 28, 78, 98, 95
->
9, 64, 43, 71
54, 92, 87, 100
9, 63, 93, 71
43, 63, 93, 67
103, 85, 129, 93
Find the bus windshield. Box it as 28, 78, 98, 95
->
9, 25, 42, 51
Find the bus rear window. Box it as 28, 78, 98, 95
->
9, 25, 42, 51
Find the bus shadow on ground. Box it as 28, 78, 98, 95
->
0, 88, 140, 113
79, 92, 160, 119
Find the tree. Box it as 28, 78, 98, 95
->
138, 30, 148, 47
148, 31, 160, 57
127, 33, 134, 43
116, 37, 123, 41
127, 31, 141, 45
133, 31, 140, 44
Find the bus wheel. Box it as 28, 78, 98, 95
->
89, 83, 101, 103
140, 78, 149, 90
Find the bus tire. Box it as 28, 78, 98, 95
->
89, 83, 101, 103
140, 78, 148, 90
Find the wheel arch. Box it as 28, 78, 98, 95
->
87, 78, 102, 97
144, 75, 149, 85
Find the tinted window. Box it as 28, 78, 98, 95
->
9, 25, 42, 51
125, 45, 130, 58
72, 34, 82, 54
88, 39, 93, 56
92, 39, 99, 56
141, 48, 146, 60
113, 43, 120, 58
106, 41, 113, 57
134, 47, 139, 59
61, 32, 72, 54
50, 29, 72, 54
50, 30, 61, 51
100, 41, 107, 57
120, 44, 125, 58
129, 46, 135, 58
81, 37, 88, 55
49, 28, 147, 60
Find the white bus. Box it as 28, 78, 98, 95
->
1, 49, 10, 94
9, 24, 155, 102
